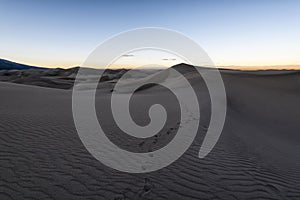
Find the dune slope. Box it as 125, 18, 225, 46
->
0, 68, 300, 199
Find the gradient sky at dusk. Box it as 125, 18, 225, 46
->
1, 0, 300, 68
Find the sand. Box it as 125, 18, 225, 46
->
0, 65, 300, 199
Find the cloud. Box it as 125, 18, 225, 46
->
162, 58, 177, 61
122, 54, 134, 57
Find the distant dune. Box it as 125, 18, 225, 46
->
0, 63, 299, 199
1, 59, 300, 90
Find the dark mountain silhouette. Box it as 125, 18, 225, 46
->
0, 58, 46, 70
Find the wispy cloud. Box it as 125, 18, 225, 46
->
162, 58, 177, 61
122, 54, 135, 57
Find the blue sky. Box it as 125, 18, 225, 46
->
1, 0, 300, 68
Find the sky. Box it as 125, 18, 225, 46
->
1, 0, 300, 68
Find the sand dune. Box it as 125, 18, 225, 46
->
0, 65, 300, 199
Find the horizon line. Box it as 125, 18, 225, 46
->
2, 57, 300, 71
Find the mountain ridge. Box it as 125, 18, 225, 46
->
0, 58, 47, 70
